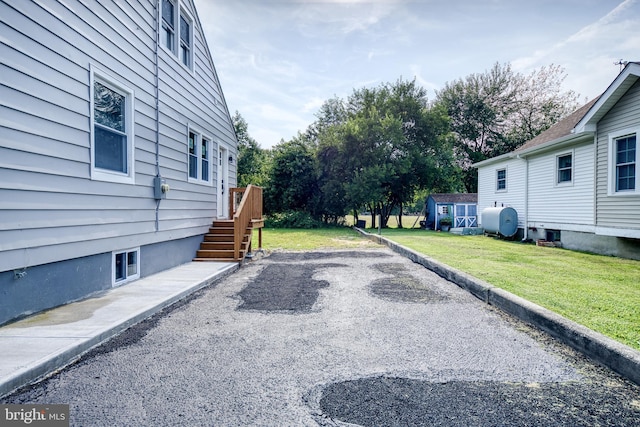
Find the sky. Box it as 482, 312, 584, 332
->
193, 0, 640, 148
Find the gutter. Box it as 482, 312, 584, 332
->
515, 154, 529, 241
472, 131, 594, 169
512, 131, 593, 158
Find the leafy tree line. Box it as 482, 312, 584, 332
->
234, 62, 579, 228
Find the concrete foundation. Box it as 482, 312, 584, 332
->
561, 231, 640, 260
0, 235, 205, 326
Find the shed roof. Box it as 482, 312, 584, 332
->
428, 193, 478, 204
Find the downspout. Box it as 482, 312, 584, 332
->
153, 0, 161, 231
517, 154, 529, 241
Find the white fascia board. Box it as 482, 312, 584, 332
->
472, 152, 513, 168
574, 63, 640, 133
473, 132, 593, 168
514, 132, 594, 158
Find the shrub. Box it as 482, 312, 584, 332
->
265, 211, 323, 229
439, 216, 452, 226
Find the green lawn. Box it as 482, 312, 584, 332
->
261, 227, 640, 351
261, 227, 380, 251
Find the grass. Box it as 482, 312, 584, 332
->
261, 227, 640, 351
262, 227, 380, 251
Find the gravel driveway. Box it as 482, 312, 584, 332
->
4, 249, 640, 426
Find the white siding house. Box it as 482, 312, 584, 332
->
0, 0, 238, 324
475, 62, 640, 259
476, 157, 527, 230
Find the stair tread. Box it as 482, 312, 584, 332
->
199, 216, 260, 262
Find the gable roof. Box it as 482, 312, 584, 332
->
428, 193, 478, 204
514, 97, 599, 153
575, 62, 640, 133
474, 61, 640, 168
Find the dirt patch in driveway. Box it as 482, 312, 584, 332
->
236, 263, 344, 313
370, 263, 449, 303
319, 376, 640, 426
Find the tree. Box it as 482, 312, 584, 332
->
314, 78, 460, 228
233, 111, 270, 187
435, 63, 579, 192
263, 136, 319, 216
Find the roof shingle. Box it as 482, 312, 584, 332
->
429, 193, 478, 203
514, 97, 599, 153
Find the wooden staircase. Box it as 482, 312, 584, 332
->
193, 185, 264, 262
193, 220, 250, 261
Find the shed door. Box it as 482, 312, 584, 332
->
455, 204, 477, 227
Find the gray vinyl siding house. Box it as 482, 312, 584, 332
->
475, 62, 640, 259
0, 0, 238, 324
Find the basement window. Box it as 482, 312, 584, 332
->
546, 230, 561, 242
113, 248, 140, 286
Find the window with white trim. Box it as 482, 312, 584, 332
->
616, 134, 636, 191
90, 68, 135, 184
161, 0, 176, 51
496, 168, 506, 191
113, 248, 140, 286
160, 0, 193, 70
187, 128, 212, 184
609, 130, 638, 194
179, 13, 191, 67
557, 153, 572, 184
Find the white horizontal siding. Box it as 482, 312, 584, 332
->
527, 142, 594, 227
595, 79, 640, 231
477, 158, 526, 228
0, 0, 238, 272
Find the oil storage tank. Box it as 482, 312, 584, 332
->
481, 207, 518, 237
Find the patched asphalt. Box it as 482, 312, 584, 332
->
3, 249, 639, 426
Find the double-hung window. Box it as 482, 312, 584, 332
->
557, 153, 572, 184
91, 67, 134, 184
187, 128, 211, 184
161, 0, 193, 70
609, 130, 638, 194
616, 134, 636, 192
161, 0, 176, 51
496, 168, 507, 191
179, 15, 191, 67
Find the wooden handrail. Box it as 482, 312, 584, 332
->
231, 185, 263, 260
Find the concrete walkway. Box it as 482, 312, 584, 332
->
0, 261, 238, 397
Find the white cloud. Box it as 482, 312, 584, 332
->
566, 0, 637, 43
291, 0, 405, 37
302, 97, 326, 113
409, 64, 440, 95
513, 0, 639, 72
510, 0, 640, 99
196, 0, 640, 148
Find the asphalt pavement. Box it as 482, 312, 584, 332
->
2, 248, 639, 426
